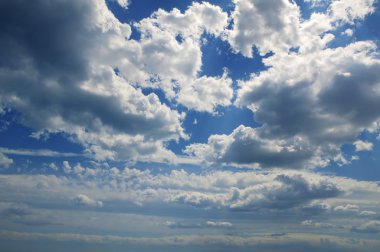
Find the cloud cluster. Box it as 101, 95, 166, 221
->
187, 0, 380, 169
2, 165, 379, 214
130, 2, 233, 112
0, 0, 189, 162
1, 229, 380, 252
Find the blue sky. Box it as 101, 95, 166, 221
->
1, 0, 380, 251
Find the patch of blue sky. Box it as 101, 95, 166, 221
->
107, 0, 234, 23
294, 0, 330, 20
0, 110, 87, 173
200, 34, 269, 81
354, 1, 380, 47
319, 132, 380, 181
167, 105, 259, 155
0, 111, 83, 154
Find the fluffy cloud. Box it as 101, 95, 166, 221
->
5, 167, 375, 212
187, 0, 380, 169
329, 0, 375, 23
129, 2, 232, 111
177, 71, 233, 113
0, 0, 187, 162
226, 0, 301, 57
0, 153, 13, 168
185, 125, 323, 169
73, 194, 103, 208
231, 41, 380, 168
354, 140, 374, 152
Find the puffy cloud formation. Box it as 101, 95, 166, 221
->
73, 194, 103, 208
187, 0, 380, 169
130, 2, 233, 111
2, 167, 379, 213
354, 140, 374, 152
0, 166, 379, 252
0, 0, 187, 162
0, 153, 12, 168
227, 0, 301, 57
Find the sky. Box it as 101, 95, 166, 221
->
0, 0, 380, 251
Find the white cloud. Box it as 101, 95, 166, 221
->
128, 2, 232, 112
304, 0, 330, 8
359, 211, 377, 217
190, 39, 380, 169
185, 125, 324, 169
342, 28, 354, 36
0, 147, 82, 158
0, 153, 13, 168
334, 204, 360, 213
3, 168, 377, 212
73, 194, 103, 208
1, 230, 380, 251
48, 163, 59, 171
205, 221, 232, 228
62, 161, 72, 174
226, 0, 301, 57
183, 0, 379, 169
354, 140, 374, 152
329, 0, 375, 24
0, 0, 187, 163
177, 71, 233, 113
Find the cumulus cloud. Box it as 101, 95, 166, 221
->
0, 0, 188, 163
0, 153, 13, 168
129, 2, 232, 111
185, 125, 322, 169
329, 0, 375, 24
73, 194, 103, 208
226, 0, 301, 57
3, 168, 374, 213
48, 163, 59, 171
177, 71, 233, 113
354, 140, 374, 152
188, 40, 380, 169
179, 0, 379, 169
